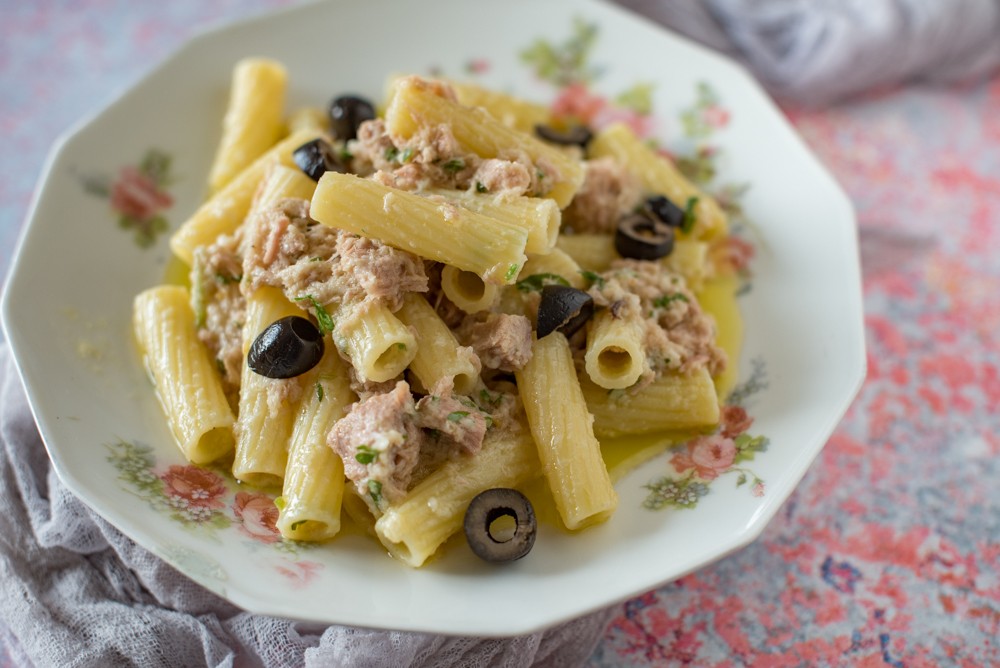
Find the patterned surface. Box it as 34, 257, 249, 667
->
1, 2, 997, 666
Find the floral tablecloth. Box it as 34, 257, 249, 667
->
1, 1, 997, 666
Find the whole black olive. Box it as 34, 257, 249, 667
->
329, 95, 376, 141
643, 194, 685, 228
292, 138, 344, 182
534, 123, 593, 148
248, 316, 324, 379
614, 213, 675, 260
463, 488, 536, 563
536, 285, 594, 339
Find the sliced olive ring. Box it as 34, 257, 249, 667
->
292, 138, 344, 182
643, 194, 685, 228
248, 315, 325, 379
464, 488, 537, 563
534, 123, 593, 148
329, 94, 376, 141
536, 285, 594, 339
614, 213, 675, 260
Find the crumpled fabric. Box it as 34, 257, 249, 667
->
616, 0, 1000, 104
0, 346, 612, 668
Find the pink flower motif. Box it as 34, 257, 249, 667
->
720, 405, 753, 438
719, 235, 756, 274
274, 560, 323, 588
671, 434, 737, 480
702, 104, 730, 129
160, 466, 227, 509
551, 83, 607, 124
232, 492, 281, 544
110, 166, 172, 221
751, 481, 766, 497
464, 58, 490, 74
592, 106, 655, 138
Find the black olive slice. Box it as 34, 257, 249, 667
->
248, 316, 325, 379
534, 123, 593, 148
643, 194, 685, 228
292, 138, 345, 181
614, 213, 675, 260
464, 488, 536, 563
536, 285, 594, 339
329, 94, 376, 141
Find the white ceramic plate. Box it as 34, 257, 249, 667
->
2, 0, 865, 636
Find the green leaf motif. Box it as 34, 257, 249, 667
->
520, 17, 600, 86
615, 82, 655, 115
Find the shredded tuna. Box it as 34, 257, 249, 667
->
562, 157, 642, 234
588, 259, 727, 386
191, 232, 245, 399
456, 312, 533, 372
243, 198, 427, 312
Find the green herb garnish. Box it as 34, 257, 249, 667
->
355, 444, 379, 465
368, 480, 384, 507
214, 272, 242, 285
475, 181, 488, 193
515, 272, 570, 293
653, 293, 689, 308
447, 411, 470, 422
294, 294, 335, 335
681, 196, 699, 234
274, 496, 286, 511
315, 382, 324, 402
505, 263, 520, 282
384, 146, 400, 162
442, 158, 466, 173
579, 269, 605, 288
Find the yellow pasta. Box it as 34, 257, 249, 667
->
385, 76, 584, 208
396, 293, 479, 394
439, 265, 499, 314
521, 248, 587, 289
449, 79, 552, 133
310, 172, 529, 285
581, 367, 721, 438
374, 427, 541, 567
515, 333, 618, 530
287, 106, 329, 134
584, 311, 646, 389
133, 286, 235, 464
207, 58, 287, 195
277, 346, 356, 542
248, 164, 317, 217
589, 122, 727, 240
232, 286, 302, 488
556, 234, 711, 289
332, 301, 416, 383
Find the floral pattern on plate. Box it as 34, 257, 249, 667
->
80, 148, 174, 247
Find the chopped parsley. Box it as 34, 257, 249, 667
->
475, 181, 488, 193
396, 342, 407, 351
315, 382, 324, 402
447, 411, 470, 422
294, 294, 335, 335
505, 263, 520, 282
399, 147, 414, 163
579, 269, 606, 288
653, 293, 689, 308
681, 196, 699, 234
355, 444, 379, 465
384, 146, 399, 162
515, 272, 570, 293
214, 272, 242, 285
368, 479, 384, 507
536, 169, 546, 181
338, 147, 353, 163
442, 158, 466, 173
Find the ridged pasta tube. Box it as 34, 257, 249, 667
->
396, 293, 479, 394
332, 301, 417, 383
440, 265, 499, 314
584, 311, 646, 389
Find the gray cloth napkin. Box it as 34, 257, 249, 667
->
0, 345, 611, 668
617, 0, 1000, 104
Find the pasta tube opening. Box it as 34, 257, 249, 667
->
441, 266, 499, 313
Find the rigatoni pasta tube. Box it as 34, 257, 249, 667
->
170, 127, 324, 266
248, 164, 317, 217
422, 188, 560, 255
521, 248, 586, 289
277, 346, 355, 542
310, 172, 529, 285
581, 367, 720, 438
133, 286, 235, 464
440, 265, 499, 313
332, 301, 416, 383
448, 79, 552, 133
556, 234, 616, 273
589, 122, 727, 240
385, 76, 584, 208
207, 58, 287, 195
232, 286, 302, 488
584, 311, 646, 389
396, 293, 479, 394
515, 333, 618, 530
374, 427, 541, 567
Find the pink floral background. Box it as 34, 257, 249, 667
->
1, 2, 998, 666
